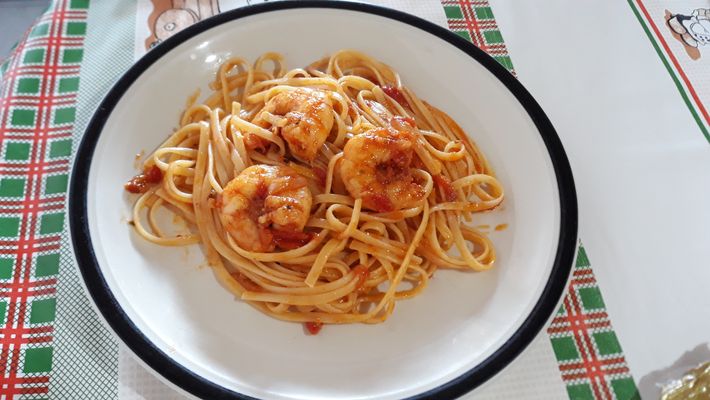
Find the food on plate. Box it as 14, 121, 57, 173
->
125, 50, 504, 332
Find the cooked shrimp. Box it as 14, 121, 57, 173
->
255, 88, 334, 161
217, 165, 313, 252
340, 118, 424, 212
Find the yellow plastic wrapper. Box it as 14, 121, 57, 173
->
661, 361, 710, 399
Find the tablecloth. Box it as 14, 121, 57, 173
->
2, 0, 708, 399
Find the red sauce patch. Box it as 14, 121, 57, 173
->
367, 193, 394, 213
255, 181, 269, 200
213, 193, 223, 209
375, 149, 411, 185
144, 165, 162, 183
382, 85, 410, 109
272, 229, 313, 250
244, 133, 268, 152
305, 320, 323, 335
313, 167, 327, 187
124, 165, 163, 193
247, 182, 269, 224
124, 178, 147, 194
257, 226, 274, 252
433, 174, 458, 202
393, 116, 416, 128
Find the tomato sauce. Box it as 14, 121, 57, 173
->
272, 230, 313, 250
313, 166, 327, 188
433, 174, 457, 202
305, 320, 323, 335
382, 85, 411, 110
125, 165, 163, 193
244, 133, 268, 152
368, 193, 394, 213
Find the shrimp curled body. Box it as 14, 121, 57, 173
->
256, 88, 334, 162
218, 165, 313, 252
340, 118, 424, 212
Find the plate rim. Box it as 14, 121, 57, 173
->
68, 1, 578, 399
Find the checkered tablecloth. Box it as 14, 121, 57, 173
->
6, 0, 709, 398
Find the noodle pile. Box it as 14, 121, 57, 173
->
127, 50, 504, 329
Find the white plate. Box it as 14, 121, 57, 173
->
69, 2, 577, 399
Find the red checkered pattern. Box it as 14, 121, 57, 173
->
440, 1, 638, 398
0, 1, 639, 398
547, 249, 638, 399
0, 0, 88, 398
441, 0, 514, 73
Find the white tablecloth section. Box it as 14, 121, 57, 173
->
491, 0, 710, 397
88, 0, 710, 398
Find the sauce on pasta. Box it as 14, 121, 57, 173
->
125, 50, 504, 332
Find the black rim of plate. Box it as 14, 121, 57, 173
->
69, 1, 578, 399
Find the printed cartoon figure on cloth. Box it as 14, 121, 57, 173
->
666, 8, 710, 60
146, 0, 221, 50
135, 0, 270, 59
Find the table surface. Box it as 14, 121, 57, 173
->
491, 0, 710, 388
0, 0, 708, 399
0, 1, 50, 59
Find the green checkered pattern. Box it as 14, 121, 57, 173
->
441, 0, 515, 72
0, 0, 641, 398
548, 246, 640, 400
0, 0, 88, 398
440, 1, 639, 399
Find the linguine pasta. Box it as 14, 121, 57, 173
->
125, 50, 504, 332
